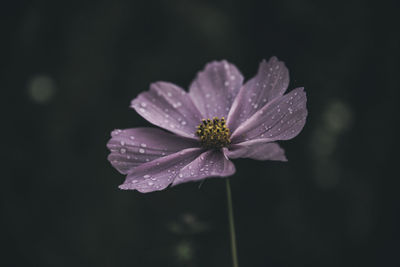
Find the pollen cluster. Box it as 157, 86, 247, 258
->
196, 117, 231, 148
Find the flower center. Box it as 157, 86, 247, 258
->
196, 117, 231, 148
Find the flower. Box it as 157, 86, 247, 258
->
107, 57, 307, 193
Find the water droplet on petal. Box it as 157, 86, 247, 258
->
139, 148, 145, 153
120, 148, 126, 154
141, 143, 147, 147
111, 129, 122, 136
143, 175, 150, 178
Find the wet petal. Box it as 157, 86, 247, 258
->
227, 57, 289, 131
189, 60, 244, 119
225, 142, 287, 161
173, 150, 236, 186
231, 87, 307, 143
107, 128, 199, 174
119, 148, 204, 193
131, 82, 203, 139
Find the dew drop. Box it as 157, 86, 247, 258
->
178, 173, 183, 178
139, 148, 145, 153
143, 175, 150, 178
141, 102, 147, 107
129, 136, 135, 140
120, 148, 126, 154
141, 143, 147, 147
112, 129, 122, 136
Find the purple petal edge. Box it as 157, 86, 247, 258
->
225, 142, 287, 161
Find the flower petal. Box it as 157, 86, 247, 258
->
231, 87, 307, 143
119, 148, 204, 193
225, 142, 287, 161
189, 60, 244, 119
173, 150, 236, 186
107, 128, 199, 174
227, 57, 289, 132
131, 82, 203, 139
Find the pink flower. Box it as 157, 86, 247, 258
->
107, 57, 307, 193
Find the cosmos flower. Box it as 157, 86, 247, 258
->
107, 57, 307, 193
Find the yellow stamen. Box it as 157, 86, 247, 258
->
196, 117, 231, 148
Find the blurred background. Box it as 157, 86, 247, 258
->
2, 0, 399, 266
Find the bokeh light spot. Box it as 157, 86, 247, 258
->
28, 75, 56, 104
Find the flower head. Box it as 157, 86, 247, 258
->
107, 57, 307, 193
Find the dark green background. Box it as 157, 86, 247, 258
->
2, 0, 399, 266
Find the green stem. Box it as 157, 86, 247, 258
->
226, 178, 239, 267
